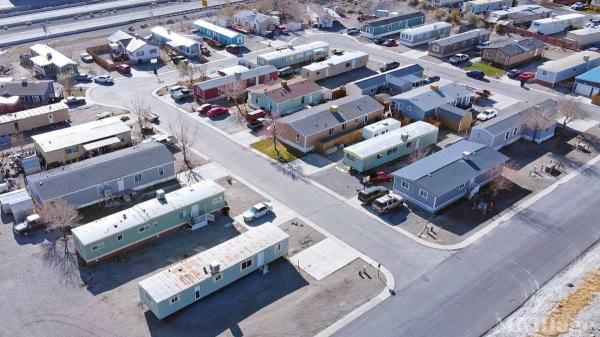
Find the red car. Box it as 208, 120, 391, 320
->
115, 64, 131, 74
207, 106, 228, 118
517, 71, 535, 81
198, 103, 217, 114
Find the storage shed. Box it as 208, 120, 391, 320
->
72, 180, 227, 265
343, 121, 439, 172
138, 225, 289, 319
0, 189, 33, 221
574, 66, 600, 97
193, 19, 245, 46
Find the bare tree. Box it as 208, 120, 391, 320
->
11, 131, 25, 154
557, 96, 590, 129
219, 79, 248, 121
487, 174, 512, 201
128, 96, 149, 140
522, 103, 557, 141
57, 73, 75, 96
409, 145, 433, 163
170, 114, 198, 171
37, 199, 82, 240
178, 61, 197, 87
262, 112, 284, 161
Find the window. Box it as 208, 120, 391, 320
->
407, 105, 411, 111
401, 180, 409, 190
65, 146, 78, 155
406, 141, 412, 148
346, 154, 355, 161
195, 289, 200, 300
91, 242, 105, 252
296, 134, 300, 143
329, 128, 334, 135
458, 183, 466, 190
117, 234, 123, 241
392, 147, 397, 153
179, 210, 187, 219
345, 62, 351, 68
150, 48, 158, 54
387, 149, 393, 156
241, 259, 253, 270
341, 123, 347, 131
363, 115, 368, 124
376, 153, 382, 159
138, 225, 150, 233
212, 273, 222, 282
419, 189, 428, 199
170, 295, 180, 305
542, 70, 547, 76
505, 131, 510, 140
134, 173, 142, 183
158, 167, 164, 176
211, 196, 224, 205
275, 242, 283, 253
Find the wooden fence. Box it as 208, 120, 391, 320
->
86, 45, 134, 71
500, 25, 580, 51
314, 128, 363, 155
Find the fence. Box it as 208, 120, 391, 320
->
501, 25, 580, 51
86, 45, 134, 71
314, 128, 363, 155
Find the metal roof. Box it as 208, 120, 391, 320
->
235, 9, 274, 21
363, 118, 401, 134
351, 64, 424, 90
0, 188, 31, 206
151, 26, 198, 48
393, 139, 508, 196
401, 22, 451, 36
193, 65, 277, 90
568, 27, 600, 36
0, 102, 68, 124
72, 180, 224, 246
533, 13, 585, 24
279, 95, 383, 136
107, 30, 133, 43
576, 66, 600, 84
30, 44, 77, 68
257, 41, 330, 62
537, 51, 600, 73
193, 19, 243, 39
27, 142, 175, 203
139, 225, 289, 303
362, 11, 424, 27
391, 79, 473, 112
345, 121, 438, 159
302, 51, 368, 72
125, 38, 148, 52
31, 117, 130, 153
429, 29, 489, 47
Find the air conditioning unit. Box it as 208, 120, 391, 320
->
209, 261, 220, 274
156, 189, 166, 201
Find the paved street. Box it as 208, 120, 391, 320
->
90, 51, 600, 336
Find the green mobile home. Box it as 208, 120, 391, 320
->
138, 225, 289, 319
343, 121, 438, 172
72, 180, 227, 265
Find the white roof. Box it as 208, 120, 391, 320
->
107, 30, 133, 43
151, 26, 198, 48
139, 225, 289, 302
567, 27, 600, 36
258, 41, 330, 62
302, 51, 368, 72
0, 102, 68, 124
345, 121, 438, 159
72, 180, 225, 246
0, 96, 19, 105
126, 38, 148, 52
533, 13, 586, 24
0, 188, 31, 206
363, 118, 402, 134
193, 19, 242, 39
31, 117, 130, 153
219, 65, 250, 76
401, 22, 452, 36
29, 44, 77, 68
538, 51, 600, 73
467, 0, 509, 4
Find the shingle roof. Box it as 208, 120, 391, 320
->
27, 142, 175, 202
391, 79, 473, 112
0, 80, 56, 97
280, 95, 383, 136
393, 139, 509, 196
351, 64, 424, 90
484, 38, 545, 56
363, 11, 424, 27
430, 28, 490, 47
249, 78, 322, 104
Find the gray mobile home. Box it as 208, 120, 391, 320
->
392, 139, 508, 213
428, 29, 490, 58
138, 225, 289, 319
345, 64, 425, 97
26, 142, 176, 209
72, 180, 227, 264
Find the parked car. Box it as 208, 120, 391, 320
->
372, 195, 403, 214
332, 48, 344, 55
96, 111, 113, 120
94, 75, 113, 84
115, 64, 131, 74
242, 202, 273, 222
171, 87, 192, 100
247, 118, 265, 131
206, 39, 225, 48
201, 46, 211, 56
347, 27, 360, 35
246, 109, 266, 123
425, 75, 440, 83
277, 25, 289, 34
466, 70, 485, 80
265, 30, 275, 38
358, 186, 389, 203
278, 66, 296, 77
80, 52, 94, 63
172, 55, 187, 64
207, 106, 228, 118
372, 38, 384, 45
198, 103, 215, 114
507, 68, 523, 79
379, 61, 400, 72
74, 72, 93, 81
517, 71, 535, 81
449, 53, 469, 64
145, 112, 159, 123
382, 39, 397, 47
13, 214, 43, 236
571, 2, 587, 10
477, 108, 498, 121
64, 96, 86, 105
225, 45, 240, 54
475, 41, 492, 51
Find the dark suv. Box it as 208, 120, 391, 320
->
379, 61, 400, 72
358, 186, 389, 203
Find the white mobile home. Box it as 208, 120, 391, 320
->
528, 14, 586, 35
535, 50, 600, 87
139, 225, 289, 319
399, 22, 452, 47
362, 118, 402, 139
301, 51, 369, 81
463, 0, 513, 14
566, 27, 600, 48
256, 41, 330, 69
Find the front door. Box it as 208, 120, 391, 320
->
48, 113, 54, 124
117, 178, 124, 192
191, 205, 200, 219
257, 251, 265, 267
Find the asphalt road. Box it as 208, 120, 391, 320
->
90, 44, 600, 336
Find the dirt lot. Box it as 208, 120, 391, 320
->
216, 176, 267, 218
279, 218, 326, 257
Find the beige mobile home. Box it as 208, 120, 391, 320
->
0, 102, 69, 137
301, 51, 369, 81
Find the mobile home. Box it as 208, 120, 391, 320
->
343, 121, 439, 172
193, 19, 245, 46
535, 50, 600, 87
301, 51, 369, 81
72, 180, 228, 265
399, 22, 452, 47
360, 12, 425, 39
256, 41, 330, 69
0, 102, 69, 137
362, 118, 402, 139
566, 27, 600, 48
463, 0, 513, 14
528, 14, 586, 35
151, 26, 201, 57
139, 225, 289, 319
428, 29, 490, 58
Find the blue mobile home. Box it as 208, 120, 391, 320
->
72, 180, 228, 265
345, 64, 425, 97
193, 19, 245, 46
360, 12, 425, 39
139, 225, 289, 319
392, 140, 509, 213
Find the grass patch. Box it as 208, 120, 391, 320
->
251, 138, 304, 163
464, 62, 505, 77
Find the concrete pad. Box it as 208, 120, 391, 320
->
558, 117, 600, 133
232, 199, 297, 228
178, 162, 228, 185
289, 238, 359, 280
490, 94, 520, 110
290, 153, 336, 176
231, 129, 262, 147
401, 50, 428, 59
